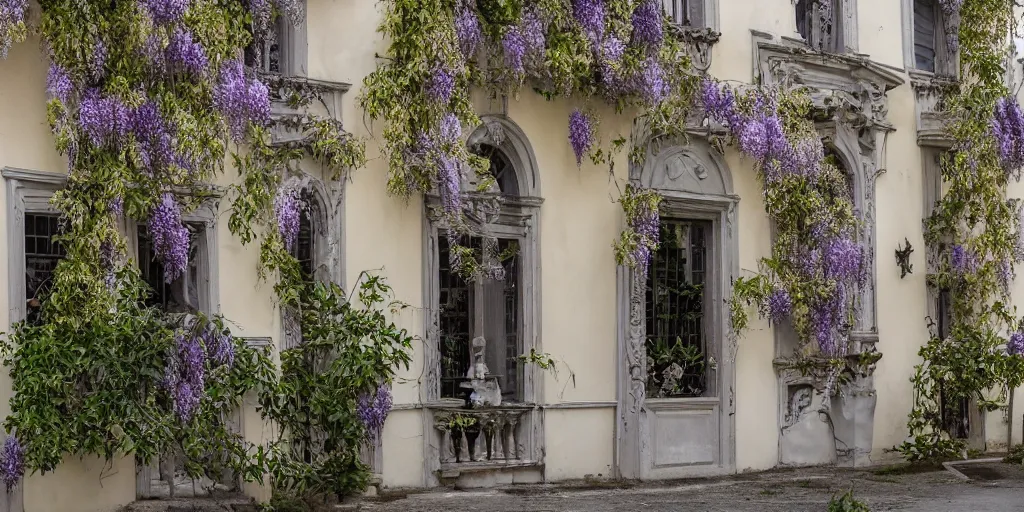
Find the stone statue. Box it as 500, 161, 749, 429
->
461, 336, 502, 407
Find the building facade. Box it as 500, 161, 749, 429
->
2, 0, 1024, 510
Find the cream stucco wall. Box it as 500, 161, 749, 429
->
5, 0, 1024, 509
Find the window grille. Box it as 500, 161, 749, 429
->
645, 219, 709, 398
291, 198, 315, 279
24, 213, 65, 324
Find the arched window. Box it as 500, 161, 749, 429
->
424, 116, 543, 473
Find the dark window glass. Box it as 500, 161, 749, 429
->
25, 213, 65, 324
437, 236, 522, 401
138, 223, 203, 312
645, 219, 710, 398
914, 0, 938, 72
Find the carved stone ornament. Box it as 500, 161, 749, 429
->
910, 70, 957, 148
673, 26, 721, 73
262, 73, 351, 147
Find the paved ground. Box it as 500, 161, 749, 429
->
362, 463, 1024, 512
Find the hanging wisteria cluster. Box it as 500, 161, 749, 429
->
702, 79, 863, 359
613, 185, 661, 276
0, 0, 26, 58
164, 322, 237, 422
357, 385, 394, 440
362, 0, 697, 276
992, 96, 1024, 179
0, 436, 22, 492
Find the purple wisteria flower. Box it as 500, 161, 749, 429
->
951, 244, 978, 275
91, 39, 107, 80
502, 26, 526, 75
205, 326, 235, 368
357, 385, 393, 439
437, 153, 462, 215
455, 4, 482, 57
133, 101, 175, 172
0, 436, 23, 491
143, 34, 167, 72
992, 96, 1024, 175
810, 289, 847, 356
764, 288, 792, 322
0, 0, 27, 58
165, 331, 206, 422
46, 64, 73, 104
573, 0, 605, 47
141, 0, 190, 25
439, 113, 461, 143
427, 65, 455, 104
274, 187, 301, 251
631, 200, 660, 274
823, 237, 862, 281
167, 28, 208, 75
568, 109, 593, 167
700, 79, 741, 127
79, 89, 131, 147
149, 193, 190, 282
737, 113, 788, 164
214, 59, 271, 140
521, 7, 546, 59
631, 0, 662, 49
784, 136, 824, 180
1010, 330, 1024, 355
637, 57, 669, 105
598, 36, 626, 93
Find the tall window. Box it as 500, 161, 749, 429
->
662, 0, 705, 28
795, 0, 842, 53
137, 222, 207, 313
645, 219, 711, 398
24, 213, 65, 325
436, 145, 524, 402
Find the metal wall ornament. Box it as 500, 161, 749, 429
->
895, 237, 914, 279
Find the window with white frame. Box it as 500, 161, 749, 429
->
906, 0, 956, 75
5, 169, 67, 327
662, 0, 706, 28
795, 0, 844, 53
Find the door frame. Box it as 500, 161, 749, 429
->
615, 191, 738, 480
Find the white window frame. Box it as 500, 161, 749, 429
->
903, 0, 958, 77
4, 167, 67, 326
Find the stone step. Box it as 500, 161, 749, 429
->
120, 496, 257, 512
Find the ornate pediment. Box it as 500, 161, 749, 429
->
262, 73, 351, 146
752, 32, 904, 131
673, 26, 721, 73
909, 69, 957, 148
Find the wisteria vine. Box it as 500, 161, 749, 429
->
899, 0, 1024, 460
0, 0, 399, 502
361, 0, 698, 278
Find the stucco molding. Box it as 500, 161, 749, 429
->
263, 74, 351, 148
420, 117, 544, 487
616, 133, 738, 480
910, 70, 956, 148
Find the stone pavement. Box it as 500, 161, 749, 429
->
360, 463, 1024, 512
